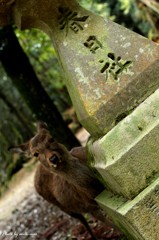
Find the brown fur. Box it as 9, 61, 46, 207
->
9, 121, 115, 239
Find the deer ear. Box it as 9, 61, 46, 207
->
8, 142, 30, 154
37, 121, 48, 132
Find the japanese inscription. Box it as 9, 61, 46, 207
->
58, 6, 133, 82
83, 35, 102, 54
99, 53, 132, 81
83, 35, 132, 81
58, 7, 89, 34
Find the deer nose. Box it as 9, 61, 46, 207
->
33, 152, 39, 157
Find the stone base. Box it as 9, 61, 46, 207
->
96, 177, 159, 240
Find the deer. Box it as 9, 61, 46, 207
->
8, 121, 116, 240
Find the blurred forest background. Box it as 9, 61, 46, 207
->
0, 0, 159, 194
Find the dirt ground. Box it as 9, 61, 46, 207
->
0, 129, 126, 240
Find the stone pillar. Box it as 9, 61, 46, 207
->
1, 0, 159, 239
88, 89, 159, 239
10, 0, 159, 137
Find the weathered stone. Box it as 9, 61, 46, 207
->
1, 0, 159, 238
96, 177, 159, 240
88, 88, 159, 199
10, 0, 159, 137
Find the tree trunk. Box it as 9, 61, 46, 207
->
0, 25, 80, 149
0, 89, 34, 139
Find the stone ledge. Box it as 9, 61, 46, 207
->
96, 176, 159, 240
88, 88, 159, 199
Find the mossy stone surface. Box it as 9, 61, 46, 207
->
88, 89, 159, 199
96, 177, 159, 240
13, 0, 159, 137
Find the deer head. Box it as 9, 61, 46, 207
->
9, 121, 104, 196
8, 121, 71, 171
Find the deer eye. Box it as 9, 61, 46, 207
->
34, 152, 39, 157
49, 154, 59, 167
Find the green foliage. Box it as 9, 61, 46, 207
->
15, 28, 72, 112
80, 0, 110, 18
119, 0, 132, 14
80, 0, 159, 39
